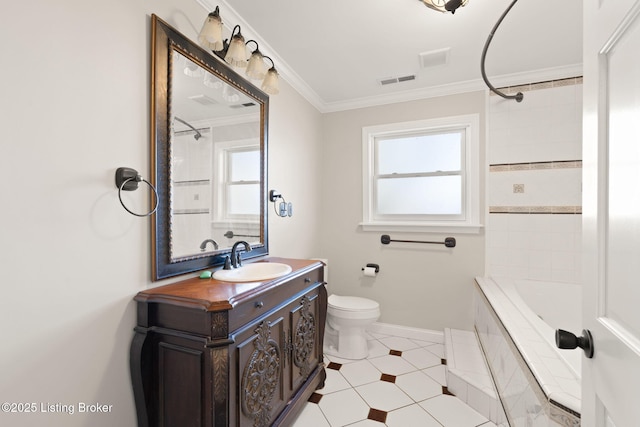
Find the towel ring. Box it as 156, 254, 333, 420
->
116, 167, 159, 217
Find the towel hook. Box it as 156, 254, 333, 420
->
115, 167, 159, 217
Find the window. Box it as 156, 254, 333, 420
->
212, 140, 261, 222
362, 115, 481, 233
225, 148, 260, 216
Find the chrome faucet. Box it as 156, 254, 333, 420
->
199, 239, 219, 252
230, 241, 252, 268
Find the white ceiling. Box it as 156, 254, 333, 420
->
197, 0, 583, 112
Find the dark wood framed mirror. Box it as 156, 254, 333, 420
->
151, 14, 268, 280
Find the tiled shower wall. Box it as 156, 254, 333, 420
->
486, 78, 583, 283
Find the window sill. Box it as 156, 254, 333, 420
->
359, 221, 483, 234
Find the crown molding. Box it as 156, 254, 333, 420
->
319, 63, 583, 113
194, 0, 582, 114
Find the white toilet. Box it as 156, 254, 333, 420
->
324, 294, 380, 360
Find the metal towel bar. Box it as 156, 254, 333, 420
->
380, 234, 456, 248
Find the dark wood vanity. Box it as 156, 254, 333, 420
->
130, 258, 327, 427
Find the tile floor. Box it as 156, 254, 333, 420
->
292, 331, 497, 427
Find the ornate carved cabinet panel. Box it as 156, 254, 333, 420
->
234, 314, 286, 427
288, 294, 320, 394
130, 258, 327, 427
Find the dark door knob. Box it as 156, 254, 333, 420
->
555, 329, 594, 358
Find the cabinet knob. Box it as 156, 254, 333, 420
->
304, 277, 312, 283
254, 301, 264, 308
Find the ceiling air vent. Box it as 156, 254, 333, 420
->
188, 94, 218, 106
419, 48, 450, 69
229, 102, 257, 109
378, 74, 416, 86
398, 75, 416, 83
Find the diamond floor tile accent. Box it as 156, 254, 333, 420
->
367, 408, 387, 423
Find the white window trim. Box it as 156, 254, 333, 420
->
212, 138, 261, 224
361, 114, 482, 234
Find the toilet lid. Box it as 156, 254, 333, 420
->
328, 295, 379, 311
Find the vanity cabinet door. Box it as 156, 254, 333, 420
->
231, 284, 324, 427
233, 313, 287, 427
287, 291, 322, 394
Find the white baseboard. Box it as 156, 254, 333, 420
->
368, 322, 444, 344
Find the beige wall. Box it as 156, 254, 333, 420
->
266, 80, 324, 259
0, 1, 322, 426
319, 92, 487, 331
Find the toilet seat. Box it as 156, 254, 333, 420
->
327, 295, 380, 321
328, 295, 379, 312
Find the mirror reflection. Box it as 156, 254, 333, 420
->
170, 51, 262, 261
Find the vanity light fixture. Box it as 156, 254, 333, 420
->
245, 40, 280, 94
260, 57, 280, 95
198, 6, 280, 95
198, 6, 224, 50
419, 0, 468, 14
245, 41, 267, 80
224, 25, 248, 67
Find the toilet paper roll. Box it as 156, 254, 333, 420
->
363, 266, 377, 277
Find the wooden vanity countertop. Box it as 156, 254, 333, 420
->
134, 257, 324, 312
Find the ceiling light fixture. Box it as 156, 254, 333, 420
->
419, 0, 469, 14
197, 6, 280, 95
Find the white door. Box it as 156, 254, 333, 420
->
582, 0, 640, 425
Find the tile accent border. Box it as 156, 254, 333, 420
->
491, 76, 583, 96
490, 160, 582, 172
489, 160, 582, 215
489, 206, 582, 214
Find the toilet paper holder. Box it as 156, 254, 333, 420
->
362, 263, 380, 273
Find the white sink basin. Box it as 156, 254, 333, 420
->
212, 262, 292, 282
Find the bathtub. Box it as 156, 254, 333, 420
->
474, 276, 581, 426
